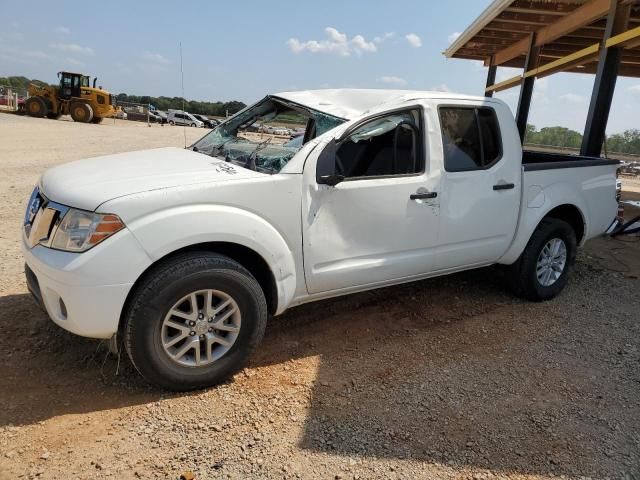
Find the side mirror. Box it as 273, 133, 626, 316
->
316, 139, 344, 186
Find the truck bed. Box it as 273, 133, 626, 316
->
522, 150, 620, 171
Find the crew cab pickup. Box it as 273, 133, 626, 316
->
22, 89, 619, 390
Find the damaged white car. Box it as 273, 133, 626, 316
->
22, 89, 619, 390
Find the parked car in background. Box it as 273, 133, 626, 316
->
192, 114, 218, 129
124, 110, 158, 123
244, 122, 262, 133
167, 110, 204, 127
290, 128, 305, 139
149, 111, 163, 123
116, 110, 128, 120
154, 111, 168, 124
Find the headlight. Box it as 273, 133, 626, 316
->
51, 209, 124, 252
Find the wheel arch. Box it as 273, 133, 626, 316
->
118, 241, 282, 339
542, 204, 585, 245
499, 202, 587, 265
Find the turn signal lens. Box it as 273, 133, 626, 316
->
50, 209, 124, 252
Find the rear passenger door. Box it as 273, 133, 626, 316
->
436, 103, 521, 270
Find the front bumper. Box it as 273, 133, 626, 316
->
22, 228, 152, 339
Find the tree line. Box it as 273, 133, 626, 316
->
525, 124, 639, 155
0, 76, 246, 117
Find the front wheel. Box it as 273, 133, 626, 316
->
169, 120, 175, 125
124, 252, 268, 391
191, 122, 196, 127
70, 102, 93, 123
508, 218, 576, 301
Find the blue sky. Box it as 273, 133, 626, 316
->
1, 0, 639, 133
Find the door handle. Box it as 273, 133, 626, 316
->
410, 192, 437, 200
493, 183, 515, 191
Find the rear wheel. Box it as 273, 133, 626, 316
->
508, 218, 576, 301
124, 252, 268, 391
70, 102, 93, 123
169, 120, 175, 125
25, 97, 47, 118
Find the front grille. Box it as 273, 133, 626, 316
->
23, 187, 69, 248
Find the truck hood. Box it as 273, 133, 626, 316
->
41, 147, 263, 211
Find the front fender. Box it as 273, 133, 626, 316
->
499, 181, 588, 265
123, 204, 297, 314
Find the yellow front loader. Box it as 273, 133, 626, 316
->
25, 71, 120, 123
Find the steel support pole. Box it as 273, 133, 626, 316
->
515, 34, 540, 143
485, 56, 497, 98
580, 0, 631, 157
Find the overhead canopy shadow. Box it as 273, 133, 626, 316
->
254, 264, 640, 478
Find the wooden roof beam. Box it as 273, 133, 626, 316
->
492, 0, 612, 66
485, 75, 523, 93
524, 43, 601, 78
605, 24, 640, 48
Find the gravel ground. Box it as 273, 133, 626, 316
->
0, 113, 639, 480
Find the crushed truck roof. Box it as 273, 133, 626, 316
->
273, 89, 493, 120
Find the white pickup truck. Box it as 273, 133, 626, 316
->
22, 89, 619, 390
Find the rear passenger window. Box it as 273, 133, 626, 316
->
439, 107, 502, 172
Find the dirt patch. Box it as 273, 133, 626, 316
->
0, 114, 638, 479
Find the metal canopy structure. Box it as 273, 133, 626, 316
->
444, 0, 640, 156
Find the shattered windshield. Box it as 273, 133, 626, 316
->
191, 96, 345, 174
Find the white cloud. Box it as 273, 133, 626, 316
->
628, 84, 640, 93
537, 77, 549, 90
351, 35, 376, 54
405, 33, 422, 48
65, 57, 84, 67
496, 66, 521, 82
24, 50, 48, 59
142, 52, 171, 65
430, 83, 452, 92
54, 26, 70, 34
0, 44, 51, 62
378, 76, 407, 86
287, 27, 378, 56
374, 32, 394, 44
50, 43, 94, 55
448, 32, 461, 44
559, 93, 584, 103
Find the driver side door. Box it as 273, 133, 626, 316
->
301, 106, 441, 295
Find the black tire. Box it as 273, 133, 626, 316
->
70, 102, 93, 123
169, 120, 175, 125
25, 97, 47, 118
91, 116, 103, 124
508, 218, 576, 301
191, 122, 196, 127
124, 252, 268, 391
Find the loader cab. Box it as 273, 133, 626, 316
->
58, 71, 90, 100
